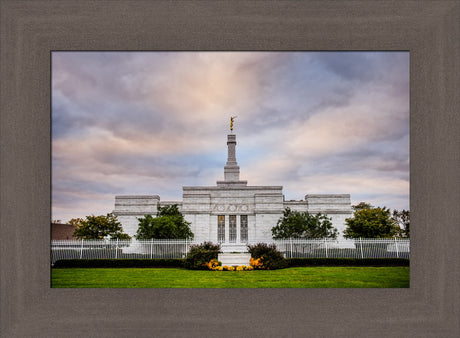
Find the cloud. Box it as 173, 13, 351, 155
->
51, 51, 410, 221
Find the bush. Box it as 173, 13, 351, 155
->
184, 242, 221, 270
286, 258, 410, 267
53, 259, 184, 268
247, 243, 288, 270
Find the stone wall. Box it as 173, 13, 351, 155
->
114, 195, 160, 214
113, 195, 158, 237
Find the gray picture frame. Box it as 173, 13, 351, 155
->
1, 1, 459, 337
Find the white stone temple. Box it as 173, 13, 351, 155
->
113, 123, 352, 250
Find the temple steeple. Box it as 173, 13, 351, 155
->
224, 134, 240, 181
216, 118, 247, 187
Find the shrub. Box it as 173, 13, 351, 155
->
184, 242, 221, 270
247, 243, 288, 270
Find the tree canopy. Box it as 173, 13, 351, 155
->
135, 204, 194, 240
271, 208, 338, 239
68, 217, 84, 228
72, 213, 131, 240
352, 202, 373, 211
392, 209, 410, 238
343, 203, 400, 239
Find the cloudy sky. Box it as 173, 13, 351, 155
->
52, 51, 409, 222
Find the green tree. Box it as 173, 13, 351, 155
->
271, 208, 338, 239
68, 218, 84, 227
72, 213, 131, 240
343, 203, 400, 238
393, 209, 410, 238
136, 204, 194, 240
352, 202, 372, 211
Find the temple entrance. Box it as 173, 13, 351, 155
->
217, 214, 249, 248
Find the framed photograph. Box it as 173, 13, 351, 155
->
50, 50, 410, 288
1, 1, 459, 336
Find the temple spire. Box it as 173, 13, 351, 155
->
224, 134, 239, 181
216, 119, 247, 187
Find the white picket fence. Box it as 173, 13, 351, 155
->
267, 238, 410, 259
51, 238, 409, 264
51, 239, 192, 264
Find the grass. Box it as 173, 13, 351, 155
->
52, 266, 409, 288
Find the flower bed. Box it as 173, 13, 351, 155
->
207, 254, 282, 271
208, 260, 254, 271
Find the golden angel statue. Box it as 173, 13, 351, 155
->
230, 116, 237, 132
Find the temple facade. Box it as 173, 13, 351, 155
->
113, 131, 352, 249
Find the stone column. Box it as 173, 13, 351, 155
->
236, 215, 241, 244
225, 214, 229, 243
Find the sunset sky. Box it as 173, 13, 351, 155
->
52, 51, 409, 222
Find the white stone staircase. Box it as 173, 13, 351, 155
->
218, 252, 251, 267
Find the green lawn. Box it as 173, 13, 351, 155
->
52, 266, 409, 288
